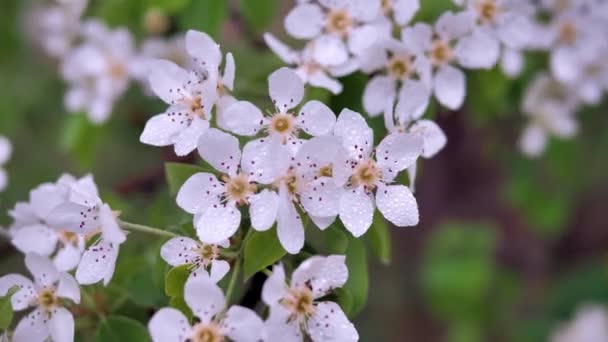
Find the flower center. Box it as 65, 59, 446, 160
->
558, 21, 577, 45
388, 55, 413, 80
381, 0, 392, 13
108, 61, 126, 80
352, 159, 382, 189
285, 172, 299, 195
269, 113, 296, 138
59, 231, 80, 246
430, 39, 453, 66
223, 173, 256, 204
198, 244, 219, 261
318, 165, 333, 178
191, 322, 223, 342
38, 289, 58, 309
282, 287, 316, 318
477, 0, 497, 24
326, 10, 353, 36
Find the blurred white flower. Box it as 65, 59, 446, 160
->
262, 255, 358, 342
379, 0, 420, 26
0, 254, 80, 342
552, 305, 608, 342
32, 0, 88, 58
0, 136, 11, 192
148, 277, 264, 342
160, 236, 230, 283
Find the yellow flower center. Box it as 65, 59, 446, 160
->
282, 287, 316, 318
59, 231, 80, 246
326, 10, 353, 36
223, 173, 256, 204
430, 39, 453, 66
318, 165, 333, 178
388, 55, 413, 80
351, 159, 382, 189
559, 21, 577, 45
38, 289, 58, 309
191, 322, 224, 342
477, 0, 498, 24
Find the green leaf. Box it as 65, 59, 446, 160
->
364, 211, 391, 264
169, 296, 193, 320
165, 264, 190, 297
96, 316, 150, 342
325, 227, 349, 254
61, 113, 105, 169
343, 237, 368, 317
147, 0, 190, 13
0, 286, 19, 331
243, 228, 286, 280
239, 0, 279, 33
165, 162, 210, 196
178, 0, 228, 39
334, 287, 354, 316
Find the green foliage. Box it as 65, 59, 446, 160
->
239, 0, 279, 33
178, 0, 228, 39
342, 237, 369, 317
96, 316, 150, 342
165, 162, 211, 196
324, 227, 349, 254
243, 228, 286, 280
364, 211, 392, 264
147, 0, 191, 13
165, 264, 190, 297
0, 286, 19, 331
61, 113, 106, 169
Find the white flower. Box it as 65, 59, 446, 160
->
61, 20, 137, 124
0, 136, 11, 192
48, 175, 126, 286
222, 67, 337, 145
32, 0, 88, 58
263, 33, 358, 95
378, 0, 420, 26
0, 254, 80, 342
8, 174, 88, 272
176, 128, 285, 244
148, 276, 264, 342
333, 109, 423, 236
185, 30, 235, 97
262, 255, 358, 342
284, 0, 382, 66
160, 236, 230, 283
551, 305, 608, 342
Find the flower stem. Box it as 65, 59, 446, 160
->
224, 257, 241, 307
118, 220, 179, 238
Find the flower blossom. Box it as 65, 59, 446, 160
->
0, 136, 11, 192
31, 0, 88, 58
160, 236, 231, 283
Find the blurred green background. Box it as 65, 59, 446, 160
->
1, 0, 608, 341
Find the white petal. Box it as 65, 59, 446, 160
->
313, 35, 349, 67
196, 204, 241, 244
0, 169, 6, 192
140, 113, 185, 147
11, 224, 57, 256
13, 308, 49, 342
300, 178, 341, 218
209, 259, 230, 283
0, 274, 36, 311
407, 163, 418, 193
262, 264, 288, 306
293, 255, 348, 298
249, 190, 279, 231
550, 47, 580, 84
284, 4, 324, 39
265, 305, 303, 341
401, 23, 433, 55
172, 117, 210, 156
269, 67, 305, 111
222, 306, 265, 342
455, 29, 500, 69
198, 128, 241, 175
46, 203, 99, 235
25, 254, 59, 288
56, 273, 80, 304
185, 30, 222, 68
339, 188, 374, 237
277, 187, 305, 254
396, 79, 431, 123
310, 215, 337, 230
295, 136, 342, 173
177, 172, 222, 214
363, 75, 396, 117
0, 136, 11, 165
75, 240, 119, 286
433, 64, 466, 110
54, 244, 83, 272
376, 184, 419, 227
298, 100, 336, 136
334, 109, 374, 158
99, 204, 126, 244
307, 302, 358, 342
148, 308, 191, 342
184, 276, 224, 323
519, 124, 547, 158
241, 138, 291, 184
348, 0, 381, 21
409, 120, 447, 158
222, 52, 235, 91
147, 59, 190, 104
376, 133, 423, 176
347, 25, 378, 56
500, 49, 524, 77
435, 11, 474, 39
48, 307, 75, 342
160, 236, 199, 266
308, 70, 343, 95
264, 33, 299, 64
393, 0, 419, 25
221, 101, 264, 136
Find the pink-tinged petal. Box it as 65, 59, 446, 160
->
176, 172, 222, 215
409, 120, 447, 158
376, 184, 419, 227
264, 33, 300, 65
172, 117, 210, 156
455, 29, 500, 69
222, 306, 265, 342
433, 64, 465, 110
196, 204, 241, 244
221, 101, 264, 136
25, 254, 59, 288
13, 308, 50, 342
376, 133, 423, 177
139, 113, 185, 147
160, 236, 199, 266
148, 308, 191, 342
262, 264, 288, 306
276, 186, 304, 254
184, 276, 224, 323
339, 187, 374, 237
209, 259, 230, 283
297, 100, 336, 136
48, 307, 75, 342
249, 190, 279, 232
222, 52, 235, 91
185, 30, 222, 68
75, 240, 119, 286
363, 75, 396, 117
307, 302, 358, 342
313, 35, 349, 67
198, 128, 241, 175
11, 224, 58, 256
300, 178, 341, 218
334, 109, 374, 159
242, 138, 291, 184
147, 59, 190, 104
293, 255, 348, 298
269, 67, 305, 111
284, 4, 324, 39
56, 273, 80, 304
0, 274, 35, 311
